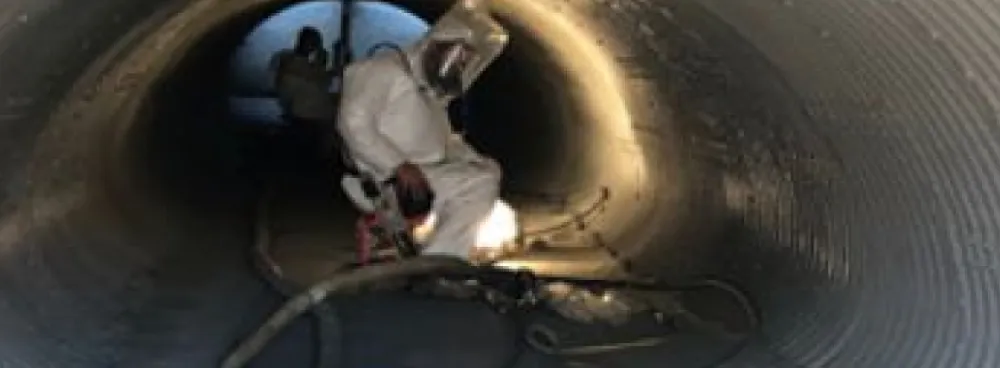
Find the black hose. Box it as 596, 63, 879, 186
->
244, 223, 759, 368
250, 188, 342, 368
222, 256, 473, 368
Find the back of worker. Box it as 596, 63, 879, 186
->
337, 0, 509, 259
340, 54, 452, 173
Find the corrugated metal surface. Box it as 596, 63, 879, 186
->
591, 0, 1000, 366
2, 0, 1000, 366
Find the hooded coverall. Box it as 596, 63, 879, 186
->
336, 27, 501, 260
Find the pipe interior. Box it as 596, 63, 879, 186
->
0, 0, 998, 367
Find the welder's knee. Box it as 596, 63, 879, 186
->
467, 161, 501, 200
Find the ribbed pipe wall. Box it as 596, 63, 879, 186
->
651, 1, 1000, 366
1, 0, 999, 367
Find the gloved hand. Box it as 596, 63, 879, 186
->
392, 162, 435, 219
394, 162, 429, 192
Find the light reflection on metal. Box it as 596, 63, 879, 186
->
492, 0, 652, 249
490, 255, 617, 276
539, 282, 635, 325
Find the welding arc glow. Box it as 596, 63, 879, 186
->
410, 199, 519, 250
475, 199, 519, 249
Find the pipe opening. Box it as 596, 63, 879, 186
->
215, 0, 650, 282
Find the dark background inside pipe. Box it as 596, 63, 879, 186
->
1, 0, 999, 367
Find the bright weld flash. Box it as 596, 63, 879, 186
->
412, 212, 438, 245
410, 200, 519, 250
474, 200, 519, 249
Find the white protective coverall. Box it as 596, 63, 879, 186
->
337, 2, 508, 259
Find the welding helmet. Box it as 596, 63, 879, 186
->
414, 0, 509, 101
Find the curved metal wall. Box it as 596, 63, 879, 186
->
1, 0, 999, 367
594, 0, 1000, 366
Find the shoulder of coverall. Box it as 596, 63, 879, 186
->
343, 51, 419, 101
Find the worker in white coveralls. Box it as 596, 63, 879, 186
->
337, 1, 510, 260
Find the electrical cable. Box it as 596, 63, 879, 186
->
525, 323, 672, 356
366, 42, 404, 58
679, 279, 761, 368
